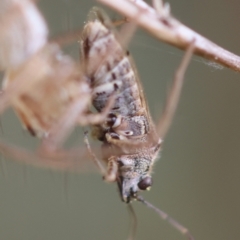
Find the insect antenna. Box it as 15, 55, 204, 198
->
157, 40, 196, 139
137, 195, 194, 240
127, 203, 137, 240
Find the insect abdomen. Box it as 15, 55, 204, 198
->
82, 20, 143, 117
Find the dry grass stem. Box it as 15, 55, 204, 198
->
98, 0, 240, 72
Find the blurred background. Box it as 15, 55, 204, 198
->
0, 0, 240, 240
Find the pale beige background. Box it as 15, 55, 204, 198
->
0, 0, 240, 240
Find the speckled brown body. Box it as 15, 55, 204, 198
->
81, 8, 161, 202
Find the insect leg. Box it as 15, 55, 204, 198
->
39, 94, 91, 153
0, 138, 92, 171
39, 90, 116, 153
77, 92, 116, 126
156, 40, 195, 140
84, 132, 106, 176
103, 156, 118, 182
0, 60, 45, 116
84, 133, 119, 181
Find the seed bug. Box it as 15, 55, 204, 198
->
81, 7, 195, 240
0, 1, 195, 239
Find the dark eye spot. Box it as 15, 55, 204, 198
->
138, 176, 153, 190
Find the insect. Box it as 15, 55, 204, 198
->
0, 1, 195, 239
81, 7, 161, 200
0, 0, 114, 156
81, 7, 195, 240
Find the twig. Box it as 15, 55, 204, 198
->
98, 0, 240, 72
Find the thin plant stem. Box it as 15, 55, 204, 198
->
98, 0, 240, 72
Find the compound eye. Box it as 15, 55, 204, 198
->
138, 176, 153, 190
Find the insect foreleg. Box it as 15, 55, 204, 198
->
85, 133, 118, 182
103, 156, 118, 182
77, 91, 116, 126
84, 132, 106, 175
38, 95, 90, 153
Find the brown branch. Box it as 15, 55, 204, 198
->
98, 0, 240, 72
